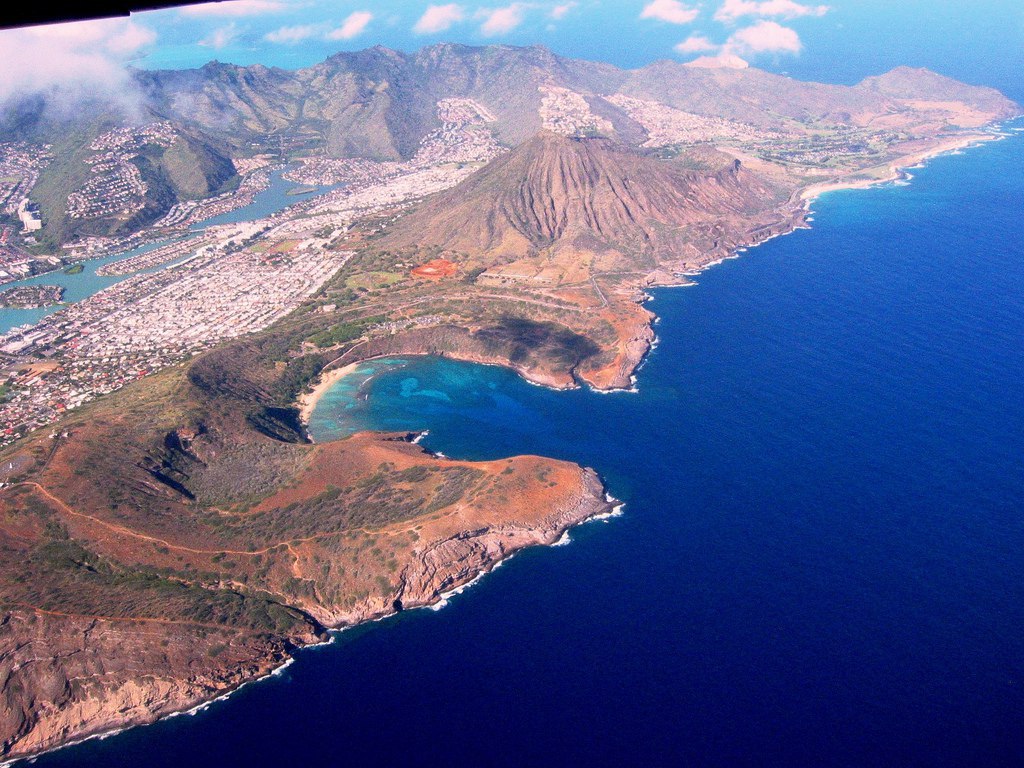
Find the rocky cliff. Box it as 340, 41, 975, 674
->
0, 342, 613, 759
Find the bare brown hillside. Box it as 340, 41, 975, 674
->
379, 132, 786, 270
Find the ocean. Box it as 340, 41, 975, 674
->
30, 131, 1024, 766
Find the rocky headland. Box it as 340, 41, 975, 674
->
0, 45, 1019, 762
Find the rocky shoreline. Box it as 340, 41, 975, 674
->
1, 437, 615, 764
295, 128, 1005, 429
3, 113, 1013, 767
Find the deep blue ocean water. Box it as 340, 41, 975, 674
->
29, 132, 1024, 766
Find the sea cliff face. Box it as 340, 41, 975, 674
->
1, 477, 610, 760
1, 43, 1019, 762
308, 464, 614, 625
0, 409, 612, 760
0, 610, 317, 758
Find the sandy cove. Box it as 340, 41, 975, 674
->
800, 132, 1002, 203
297, 362, 360, 428
296, 131, 1008, 430
298, 351, 588, 434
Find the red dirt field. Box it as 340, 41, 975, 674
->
410, 259, 458, 280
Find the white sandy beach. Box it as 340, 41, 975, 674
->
297, 362, 360, 426
800, 133, 1000, 203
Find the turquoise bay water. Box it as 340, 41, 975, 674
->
0, 240, 175, 334
0, 171, 326, 335
32, 133, 1024, 766
187, 170, 326, 231
307, 357, 418, 440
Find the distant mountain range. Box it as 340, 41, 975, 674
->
0, 44, 1019, 762
2, 44, 1016, 248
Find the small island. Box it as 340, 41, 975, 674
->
0, 284, 65, 309
62, 263, 84, 275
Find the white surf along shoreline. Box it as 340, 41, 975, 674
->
10, 123, 1015, 768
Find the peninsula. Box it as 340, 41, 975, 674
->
0, 44, 1018, 761
0, 285, 63, 309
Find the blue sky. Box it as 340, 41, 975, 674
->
131, 0, 1024, 89
136, 0, 828, 69
1, 1, 1022, 104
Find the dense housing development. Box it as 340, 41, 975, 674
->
0, 41, 1017, 763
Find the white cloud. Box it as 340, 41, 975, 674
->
675, 35, 719, 54
27, 18, 156, 53
640, 0, 699, 24
550, 2, 577, 20
180, 0, 290, 17
0, 18, 157, 110
104, 21, 157, 54
413, 4, 466, 34
685, 53, 749, 69
478, 4, 528, 36
726, 20, 802, 53
327, 10, 373, 40
264, 24, 318, 43
199, 22, 240, 49
715, 0, 829, 22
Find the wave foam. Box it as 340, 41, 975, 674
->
428, 568, 490, 611
588, 504, 625, 524
589, 384, 639, 395
551, 530, 572, 547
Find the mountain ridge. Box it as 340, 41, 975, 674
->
0, 42, 1019, 761
376, 131, 785, 270
2, 44, 1017, 248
